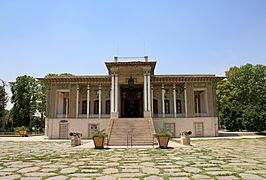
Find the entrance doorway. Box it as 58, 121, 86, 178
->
121, 86, 143, 118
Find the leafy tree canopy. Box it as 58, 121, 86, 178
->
0, 84, 8, 117
45, 73, 74, 77
217, 64, 266, 131
10, 75, 38, 127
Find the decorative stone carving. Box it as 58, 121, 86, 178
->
57, 84, 70, 89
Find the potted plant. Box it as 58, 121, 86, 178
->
156, 128, 171, 149
92, 129, 107, 149
15, 126, 29, 137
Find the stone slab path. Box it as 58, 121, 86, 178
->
0, 138, 265, 179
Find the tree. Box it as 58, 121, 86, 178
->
217, 64, 266, 131
45, 73, 73, 77
0, 81, 8, 131
36, 80, 46, 132
10, 75, 38, 128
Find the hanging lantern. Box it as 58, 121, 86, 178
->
128, 76, 134, 88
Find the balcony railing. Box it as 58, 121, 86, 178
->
56, 114, 110, 119
153, 113, 209, 118
153, 113, 186, 118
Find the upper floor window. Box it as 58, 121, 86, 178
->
82, 100, 87, 114
165, 100, 170, 114
94, 100, 99, 114
106, 100, 110, 114
176, 99, 182, 114
153, 99, 158, 114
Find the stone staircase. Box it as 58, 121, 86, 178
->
107, 118, 156, 146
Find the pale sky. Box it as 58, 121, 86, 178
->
0, 0, 266, 109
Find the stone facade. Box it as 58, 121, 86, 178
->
41, 56, 224, 140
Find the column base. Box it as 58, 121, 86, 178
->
111, 112, 119, 119
144, 111, 152, 118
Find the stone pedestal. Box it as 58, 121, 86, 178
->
180, 131, 192, 145
144, 111, 152, 118
111, 112, 119, 119
180, 136, 191, 145
70, 132, 82, 146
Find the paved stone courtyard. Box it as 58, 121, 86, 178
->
0, 138, 266, 180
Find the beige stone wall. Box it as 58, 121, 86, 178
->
153, 117, 218, 137
47, 118, 110, 139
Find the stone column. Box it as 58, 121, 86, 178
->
162, 84, 165, 118
111, 74, 115, 113
173, 84, 177, 118
98, 84, 102, 118
144, 73, 147, 111
151, 85, 153, 113
115, 75, 118, 113
65, 98, 69, 118
184, 85, 187, 116
147, 73, 151, 111
111, 74, 119, 119
87, 85, 90, 119
76, 85, 79, 118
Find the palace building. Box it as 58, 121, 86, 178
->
42, 56, 224, 145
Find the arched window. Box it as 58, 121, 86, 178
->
82, 100, 87, 114
94, 100, 99, 114
176, 99, 182, 114
165, 100, 170, 114
106, 100, 110, 114
153, 99, 158, 114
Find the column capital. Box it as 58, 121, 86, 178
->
87, 84, 90, 90
161, 83, 164, 89
76, 84, 79, 90
144, 71, 151, 76
173, 83, 176, 89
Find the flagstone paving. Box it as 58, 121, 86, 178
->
0, 138, 266, 179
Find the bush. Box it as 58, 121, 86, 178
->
14, 126, 29, 132
156, 128, 171, 137
92, 129, 107, 137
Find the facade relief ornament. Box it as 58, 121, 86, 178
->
56, 84, 70, 89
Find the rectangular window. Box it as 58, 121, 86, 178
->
153, 99, 158, 114
164, 123, 175, 137
194, 94, 201, 114
82, 100, 87, 114
106, 100, 110, 114
94, 100, 99, 114
194, 122, 204, 137
88, 124, 99, 139
59, 123, 68, 139
176, 99, 182, 114
165, 100, 170, 114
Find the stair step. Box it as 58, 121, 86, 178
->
107, 118, 156, 146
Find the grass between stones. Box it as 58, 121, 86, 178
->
0, 138, 265, 179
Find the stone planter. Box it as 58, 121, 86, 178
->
93, 136, 105, 149
157, 136, 170, 149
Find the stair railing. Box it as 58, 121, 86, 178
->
127, 134, 129, 149
127, 133, 133, 149
130, 134, 133, 148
